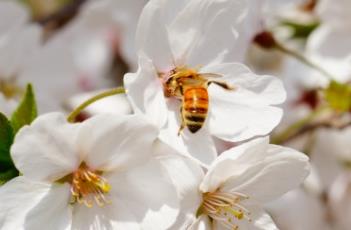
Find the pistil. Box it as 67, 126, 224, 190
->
201, 191, 251, 230
70, 162, 111, 208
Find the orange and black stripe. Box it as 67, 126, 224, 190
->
182, 87, 209, 133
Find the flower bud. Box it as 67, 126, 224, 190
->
253, 31, 277, 50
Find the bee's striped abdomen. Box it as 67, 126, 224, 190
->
183, 87, 209, 133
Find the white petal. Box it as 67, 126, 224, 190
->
24, 183, 72, 230
317, 0, 351, 23
311, 128, 344, 190
159, 101, 217, 166
107, 158, 180, 230
135, 0, 174, 70
0, 24, 42, 78
210, 102, 283, 143
153, 140, 204, 229
328, 172, 351, 230
76, 114, 159, 171
187, 215, 212, 230
222, 145, 310, 203
67, 0, 147, 71
0, 177, 49, 230
308, 25, 351, 63
169, 0, 251, 66
218, 205, 278, 230
201, 138, 271, 193
153, 139, 203, 199
210, 205, 277, 230
17, 38, 80, 113
0, 1, 28, 36
124, 55, 168, 128
204, 63, 286, 142
307, 25, 351, 82
71, 35, 112, 82
248, 206, 278, 230
201, 138, 310, 203
266, 189, 331, 230
0, 177, 71, 230
11, 113, 80, 182
71, 204, 138, 230
204, 63, 286, 105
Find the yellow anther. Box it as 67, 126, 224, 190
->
59, 162, 111, 208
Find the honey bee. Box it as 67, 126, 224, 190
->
163, 67, 234, 135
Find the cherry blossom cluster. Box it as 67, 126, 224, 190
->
9, 0, 351, 229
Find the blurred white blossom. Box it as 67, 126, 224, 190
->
266, 188, 331, 230
0, 1, 42, 114
329, 170, 351, 230
306, 0, 351, 84
21, 0, 147, 113
0, 1, 42, 81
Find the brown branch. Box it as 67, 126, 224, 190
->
35, 0, 87, 30
280, 120, 351, 144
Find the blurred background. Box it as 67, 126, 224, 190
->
1, 0, 351, 229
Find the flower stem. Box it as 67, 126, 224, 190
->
67, 87, 126, 123
302, 131, 317, 156
272, 106, 328, 144
274, 42, 336, 80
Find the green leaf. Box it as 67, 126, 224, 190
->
281, 20, 320, 39
324, 81, 351, 112
10, 84, 38, 134
0, 168, 18, 185
0, 113, 14, 167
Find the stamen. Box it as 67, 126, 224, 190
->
63, 162, 111, 208
201, 191, 251, 230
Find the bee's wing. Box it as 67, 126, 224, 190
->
200, 73, 223, 80
181, 77, 206, 86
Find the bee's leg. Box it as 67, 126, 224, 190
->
179, 85, 184, 95
208, 81, 235, 90
178, 105, 186, 136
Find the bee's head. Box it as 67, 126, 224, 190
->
164, 76, 178, 97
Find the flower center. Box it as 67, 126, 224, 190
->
70, 162, 111, 208
0, 79, 22, 99
200, 191, 251, 230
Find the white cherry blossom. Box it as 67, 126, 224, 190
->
0, 1, 41, 109
124, 0, 286, 165
173, 137, 310, 230
0, 113, 185, 230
